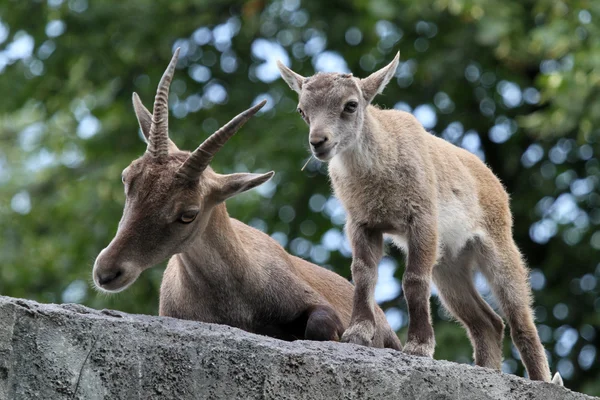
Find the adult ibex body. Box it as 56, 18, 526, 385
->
278, 54, 561, 383
92, 49, 401, 348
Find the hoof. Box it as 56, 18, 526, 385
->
403, 339, 435, 358
341, 321, 375, 347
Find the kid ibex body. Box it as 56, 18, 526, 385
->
92, 49, 401, 349
278, 53, 561, 383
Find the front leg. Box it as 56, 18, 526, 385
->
402, 221, 437, 358
305, 304, 345, 341
341, 223, 383, 347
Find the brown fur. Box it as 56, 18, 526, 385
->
92, 53, 401, 349
278, 54, 555, 382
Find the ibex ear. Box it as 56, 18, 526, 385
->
277, 61, 305, 94
132, 92, 179, 152
132, 92, 152, 139
359, 52, 400, 104
214, 171, 274, 202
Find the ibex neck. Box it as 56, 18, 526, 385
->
178, 202, 249, 283
338, 106, 385, 170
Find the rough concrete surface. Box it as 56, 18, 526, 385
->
0, 296, 595, 400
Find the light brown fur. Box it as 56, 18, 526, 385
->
92, 50, 401, 349
278, 54, 557, 382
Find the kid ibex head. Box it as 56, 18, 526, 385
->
277, 53, 399, 161
93, 48, 272, 293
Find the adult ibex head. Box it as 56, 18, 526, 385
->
93, 48, 271, 292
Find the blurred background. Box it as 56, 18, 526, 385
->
0, 0, 599, 395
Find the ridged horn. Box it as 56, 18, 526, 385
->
146, 47, 180, 159
177, 100, 267, 181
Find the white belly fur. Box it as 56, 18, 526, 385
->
439, 198, 484, 260
387, 199, 481, 261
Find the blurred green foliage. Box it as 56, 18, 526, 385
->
0, 0, 599, 395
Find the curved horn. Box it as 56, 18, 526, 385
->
177, 100, 267, 181
147, 47, 180, 160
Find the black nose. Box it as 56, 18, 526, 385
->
310, 136, 328, 149
97, 269, 122, 286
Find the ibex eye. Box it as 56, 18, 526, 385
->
344, 101, 358, 113
179, 211, 198, 224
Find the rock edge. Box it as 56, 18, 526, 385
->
0, 296, 595, 400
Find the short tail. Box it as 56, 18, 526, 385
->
551, 372, 563, 386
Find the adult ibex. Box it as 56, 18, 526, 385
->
278, 53, 562, 384
92, 49, 401, 349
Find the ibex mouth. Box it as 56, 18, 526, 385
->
93, 256, 139, 293
94, 271, 136, 293
312, 143, 338, 161
97, 269, 122, 286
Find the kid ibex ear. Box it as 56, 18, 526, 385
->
214, 171, 275, 202
132, 92, 179, 152
359, 52, 400, 104
277, 61, 305, 94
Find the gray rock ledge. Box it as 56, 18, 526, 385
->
0, 295, 595, 400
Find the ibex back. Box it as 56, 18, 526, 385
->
278, 53, 561, 383
92, 49, 401, 348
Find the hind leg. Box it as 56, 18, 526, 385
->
478, 238, 551, 381
372, 307, 403, 350
382, 327, 403, 350
433, 249, 504, 369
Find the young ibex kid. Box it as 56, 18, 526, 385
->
92, 49, 401, 349
278, 53, 561, 383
